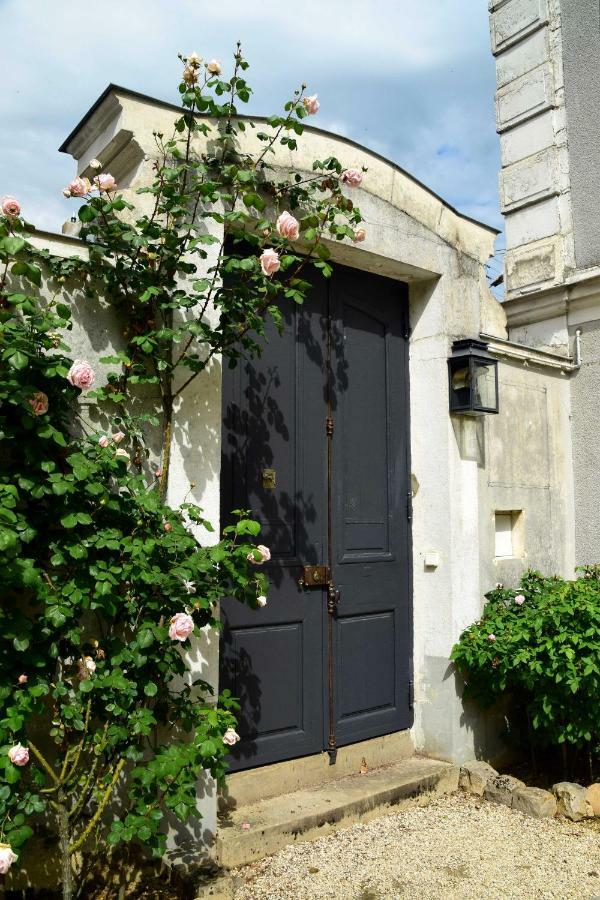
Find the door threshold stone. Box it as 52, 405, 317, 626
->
221, 730, 413, 809
216, 756, 459, 869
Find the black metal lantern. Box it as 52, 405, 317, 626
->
448, 339, 499, 415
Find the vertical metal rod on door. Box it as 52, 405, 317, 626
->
326, 286, 339, 764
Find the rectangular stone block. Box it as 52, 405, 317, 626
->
491, 0, 548, 54
500, 110, 554, 166
504, 196, 559, 247
496, 62, 555, 130
505, 237, 559, 290
500, 148, 557, 211
496, 27, 548, 88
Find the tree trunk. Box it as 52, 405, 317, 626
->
57, 792, 74, 900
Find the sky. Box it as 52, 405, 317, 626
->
0, 0, 504, 283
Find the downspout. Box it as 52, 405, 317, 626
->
574, 328, 582, 367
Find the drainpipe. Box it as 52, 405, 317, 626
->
574, 329, 582, 367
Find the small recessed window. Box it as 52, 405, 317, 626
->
494, 511, 523, 559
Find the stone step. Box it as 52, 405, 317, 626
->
216, 756, 459, 869
222, 731, 413, 808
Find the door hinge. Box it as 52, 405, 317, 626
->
408, 679, 415, 709
406, 491, 413, 522
326, 417, 334, 437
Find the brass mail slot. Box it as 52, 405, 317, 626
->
262, 468, 276, 490
299, 565, 330, 589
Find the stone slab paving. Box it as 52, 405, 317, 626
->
231, 793, 600, 899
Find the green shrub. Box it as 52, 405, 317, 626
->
451, 569, 600, 752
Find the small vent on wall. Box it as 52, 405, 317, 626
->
494, 510, 524, 560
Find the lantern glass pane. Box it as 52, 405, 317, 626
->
451, 365, 471, 408
473, 362, 496, 410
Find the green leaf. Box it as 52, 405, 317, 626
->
6, 350, 28, 370
2, 236, 26, 256
78, 205, 97, 223
144, 683, 158, 697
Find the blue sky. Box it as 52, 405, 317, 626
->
0, 0, 503, 280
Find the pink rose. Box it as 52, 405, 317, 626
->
1, 197, 20, 218
65, 177, 90, 198
94, 173, 117, 192
78, 656, 96, 679
163, 522, 173, 532
155, 467, 163, 479
256, 595, 267, 608
0, 846, 18, 874
352, 227, 367, 243
168, 612, 195, 642
17, 674, 27, 684
259, 248, 280, 277
206, 59, 222, 75
487, 634, 496, 642
276, 211, 300, 241
8, 743, 29, 766
222, 727, 240, 746
341, 169, 363, 187
98, 435, 109, 448
182, 65, 198, 85
514, 594, 525, 606
303, 94, 320, 115
247, 545, 271, 565
28, 391, 48, 416
67, 359, 95, 390
112, 431, 125, 444
89, 159, 102, 170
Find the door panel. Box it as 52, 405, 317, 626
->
330, 266, 411, 747
220, 263, 411, 770
220, 274, 328, 770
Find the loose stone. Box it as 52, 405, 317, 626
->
459, 760, 498, 797
552, 782, 594, 821
483, 774, 525, 807
512, 786, 557, 819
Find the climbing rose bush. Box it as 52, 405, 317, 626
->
0, 42, 366, 897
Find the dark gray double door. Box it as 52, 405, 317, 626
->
220, 264, 412, 771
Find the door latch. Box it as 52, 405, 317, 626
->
298, 565, 330, 589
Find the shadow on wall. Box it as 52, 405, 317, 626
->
172, 357, 223, 508
421, 656, 515, 767
451, 416, 486, 468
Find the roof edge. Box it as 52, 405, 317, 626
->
59, 83, 501, 238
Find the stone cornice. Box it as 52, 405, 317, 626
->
482, 333, 577, 372
504, 267, 600, 328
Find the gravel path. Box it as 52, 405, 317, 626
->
232, 793, 600, 899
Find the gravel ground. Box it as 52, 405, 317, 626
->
232, 793, 600, 900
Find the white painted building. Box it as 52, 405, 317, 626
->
31, 79, 579, 856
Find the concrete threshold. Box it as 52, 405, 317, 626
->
216, 756, 459, 869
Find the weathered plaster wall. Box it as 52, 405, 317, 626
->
569, 319, 600, 565
560, 0, 600, 270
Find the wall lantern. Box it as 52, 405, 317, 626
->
448, 339, 499, 415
